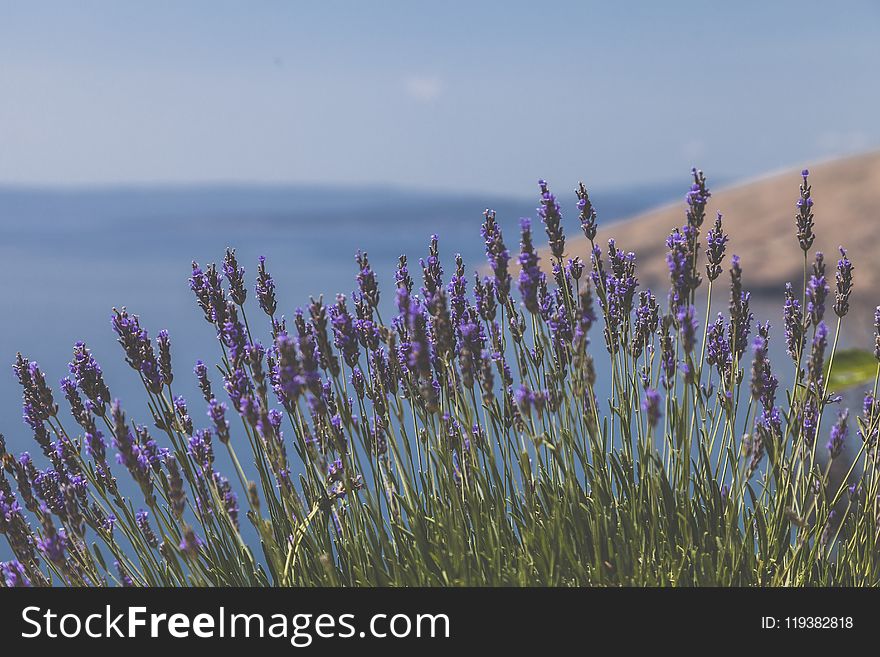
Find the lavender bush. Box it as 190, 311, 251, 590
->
2, 169, 879, 586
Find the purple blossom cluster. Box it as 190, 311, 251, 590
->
1, 164, 874, 588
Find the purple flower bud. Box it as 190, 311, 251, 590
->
1, 560, 31, 587
481, 210, 511, 303
676, 304, 698, 354
783, 283, 804, 364
251, 255, 277, 317
328, 295, 360, 368
833, 246, 853, 317
827, 410, 848, 460
518, 218, 544, 314
686, 168, 711, 228
69, 342, 111, 413
704, 212, 728, 281
179, 525, 202, 557
795, 169, 815, 252
355, 250, 380, 309
223, 248, 247, 306
537, 179, 566, 260
111, 308, 163, 394
576, 182, 598, 241
642, 388, 662, 428
156, 330, 173, 386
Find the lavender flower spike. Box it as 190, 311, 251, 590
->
576, 181, 598, 241
875, 306, 880, 362
833, 246, 853, 318
223, 247, 247, 306
255, 255, 277, 317
537, 179, 566, 260
795, 168, 815, 252
518, 218, 544, 314
642, 388, 662, 428
827, 410, 848, 460
704, 212, 728, 282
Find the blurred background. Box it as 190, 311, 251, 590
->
1, 1, 879, 465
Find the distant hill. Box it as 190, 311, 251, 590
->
537, 151, 880, 336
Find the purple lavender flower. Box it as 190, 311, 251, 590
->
255, 255, 277, 316
1, 560, 31, 587
676, 304, 698, 354
750, 331, 778, 411
642, 388, 662, 428
518, 218, 544, 314
395, 254, 413, 293
576, 181, 598, 241
69, 342, 111, 412
84, 428, 107, 462
355, 250, 380, 309
783, 283, 804, 363
632, 290, 658, 358
136, 509, 159, 549
474, 275, 497, 322
194, 360, 213, 402
111, 401, 153, 497
397, 288, 432, 380
819, 510, 837, 549
806, 252, 828, 326
213, 472, 239, 529
37, 512, 67, 566
728, 256, 753, 360
801, 396, 819, 446
173, 396, 194, 436
827, 410, 848, 460
419, 235, 444, 306
574, 285, 597, 349
659, 316, 676, 389
796, 169, 815, 252
875, 306, 880, 362
350, 365, 366, 400
102, 513, 117, 537
328, 295, 360, 368
515, 385, 533, 417
188, 428, 214, 473
807, 321, 829, 388
833, 246, 853, 318
308, 296, 339, 376
223, 248, 247, 306
111, 308, 163, 393
666, 226, 699, 309
447, 254, 467, 324
566, 256, 584, 283
537, 179, 565, 260
704, 212, 728, 282
114, 561, 133, 587
429, 289, 455, 363
223, 368, 253, 413
208, 398, 230, 444
604, 240, 638, 340
219, 302, 248, 369
156, 330, 173, 386
165, 455, 186, 518
481, 209, 511, 302
686, 167, 711, 228
179, 525, 201, 557
13, 354, 57, 423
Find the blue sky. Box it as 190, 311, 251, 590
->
0, 1, 877, 196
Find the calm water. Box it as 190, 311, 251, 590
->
0, 182, 684, 562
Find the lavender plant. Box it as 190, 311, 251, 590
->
2, 170, 880, 587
